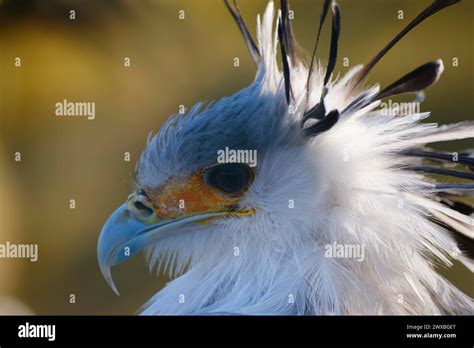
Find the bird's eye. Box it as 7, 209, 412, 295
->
204, 163, 254, 195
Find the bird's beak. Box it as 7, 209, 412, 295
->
98, 174, 253, 295
97, 202, 228, 295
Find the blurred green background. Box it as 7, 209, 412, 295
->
0, 0, 472, 314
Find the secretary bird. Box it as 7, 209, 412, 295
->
98, 0, 474, 315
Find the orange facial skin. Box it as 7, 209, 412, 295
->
145, 171, 239, 222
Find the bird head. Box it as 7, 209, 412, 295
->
98, 0, 473, 315
97, 72, 319, 293
98, 1, 330, 314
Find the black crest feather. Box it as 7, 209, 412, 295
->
305, 0, 331, 105
354, 0, 461, 87
323, 2, 341, 86
224, 0, 261, 66
301, 101, 326, 124
401, 150, 474, 168
303, 109, 339, 136
435, 198, 474, 259
301, 1, 341, 136
278, 17, 293, 105
280, 0, 298, 64
376, 60, 444, 100
408, 166, 474, 181
433, 184, 474, 191
302, 1, 341, 136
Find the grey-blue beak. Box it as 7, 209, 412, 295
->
97, 202, 226, 295
97, 203, 147, 295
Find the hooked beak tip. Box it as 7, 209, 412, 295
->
97, 200, 245, 296
100, 264, 120, 296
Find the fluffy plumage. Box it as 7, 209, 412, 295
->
120, 0, 474, 315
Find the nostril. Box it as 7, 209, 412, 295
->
133, 201, 153, 217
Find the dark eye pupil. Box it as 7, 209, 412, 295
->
205, 164, 252, 194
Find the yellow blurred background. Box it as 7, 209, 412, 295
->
0, 0, 472, 314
